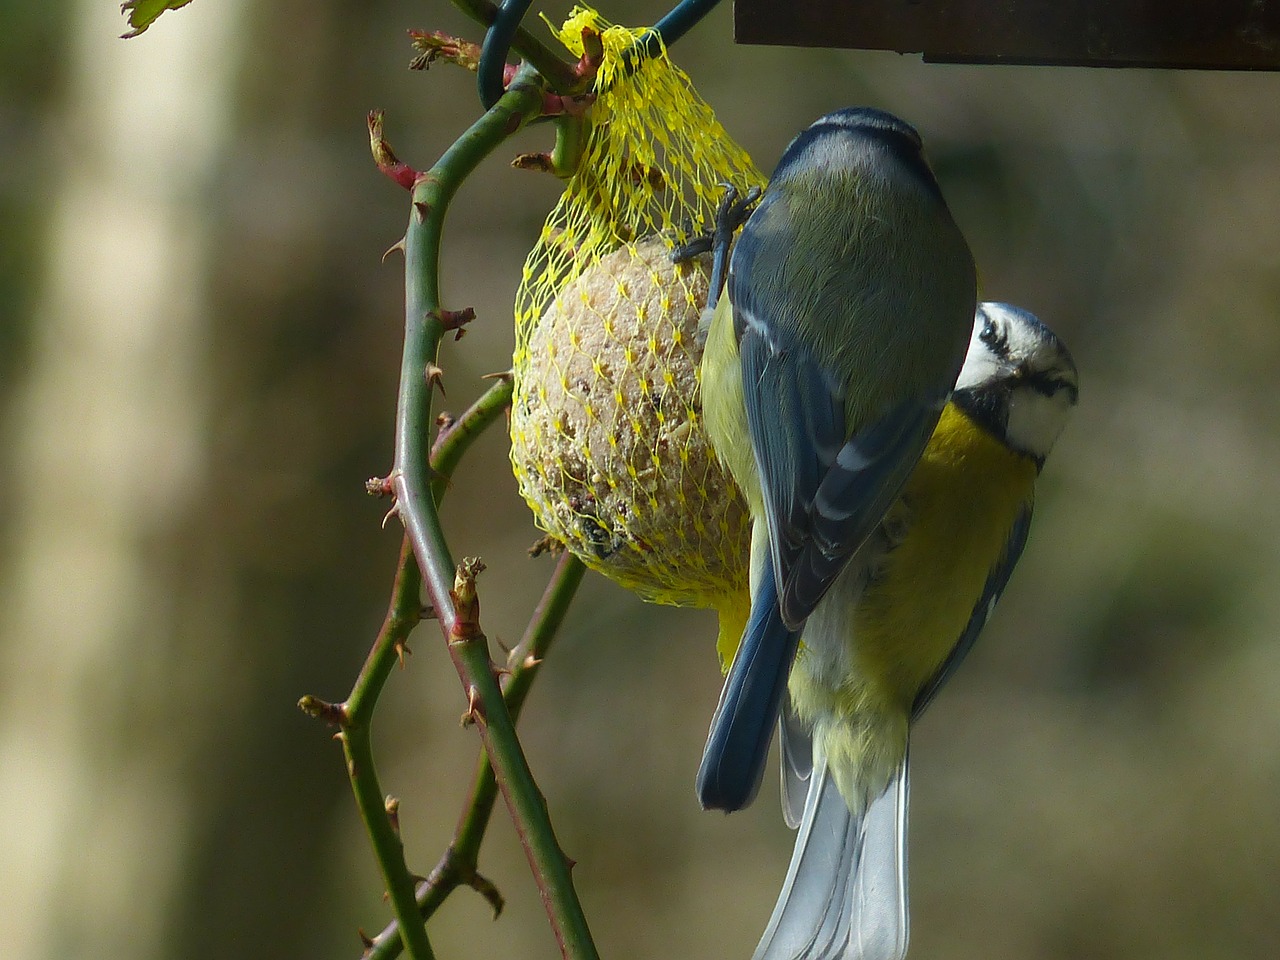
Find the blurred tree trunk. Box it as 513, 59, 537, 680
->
0, 2, 247, 956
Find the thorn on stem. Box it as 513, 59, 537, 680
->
385, 795, 401, 835
425, 363, 446, 397
358, 928, 375, 951
382, 238, 406, 262
521, 653, 543, 671
381, 502, 401, 529
394, 639, 412, 669
468, 871, 506, 919
420, 604, 437, 621
431, 413, 457, 460
482, 369, 514, 383
460, 684, 484, 727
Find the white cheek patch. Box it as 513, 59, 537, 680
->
1006, 387, 1073, 459
955, 302, 1077, 459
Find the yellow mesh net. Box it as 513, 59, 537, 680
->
509, 7, 765, 659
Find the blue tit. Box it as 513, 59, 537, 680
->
751, 303, 1079, 960
697, 107, 978, 814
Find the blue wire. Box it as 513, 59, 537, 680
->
477, 0, 724, 109
648, 0, 724, 54
478, 0, 535, 109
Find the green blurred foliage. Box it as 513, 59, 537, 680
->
0, 0, 65, 386
3, 2, 1280, 959
120, 0, 195, 39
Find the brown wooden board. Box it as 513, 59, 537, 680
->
734, 0, 1280, 70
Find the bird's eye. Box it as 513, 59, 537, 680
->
979, 321, 997, 345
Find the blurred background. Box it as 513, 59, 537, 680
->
2, 1, 1279, 958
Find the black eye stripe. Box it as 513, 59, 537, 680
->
980, 320, 1010, 356
1023, 372, 1078, 403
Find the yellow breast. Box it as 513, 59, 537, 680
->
784, 403, 1037, 807
850, 403, 1037, 710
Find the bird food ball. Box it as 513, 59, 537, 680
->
510, 236, 750, 608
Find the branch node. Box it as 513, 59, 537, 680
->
368, 111, 420, 191
430, 306, 476, 341
540, 91, 596, 118
450, 558, 486, 634
407, 29, 483, 72
298, 694, 348, 727
413, 200, 430, 223
385, 795, 401, 836
629, 163, 667, 191
512, 151, 557, 174
366, 474, 395, 497
528, 535, 565, 558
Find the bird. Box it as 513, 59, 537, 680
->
747, 302, 1079, 960
696, 106, 978, 815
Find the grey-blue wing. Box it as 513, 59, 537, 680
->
738, 321, 943, 630
779, 396, 941, 628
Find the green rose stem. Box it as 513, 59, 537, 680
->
364, 549, 587, 960
393, 66, 600, 960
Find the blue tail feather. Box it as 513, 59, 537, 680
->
697, 563, 801, 812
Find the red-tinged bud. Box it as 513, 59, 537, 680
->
367, 111, 419, 191
408, 29, 483, 72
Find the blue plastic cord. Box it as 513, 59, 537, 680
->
477, 0, 725, 108
648, 0, 724, 54
478, 0, 535, 109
